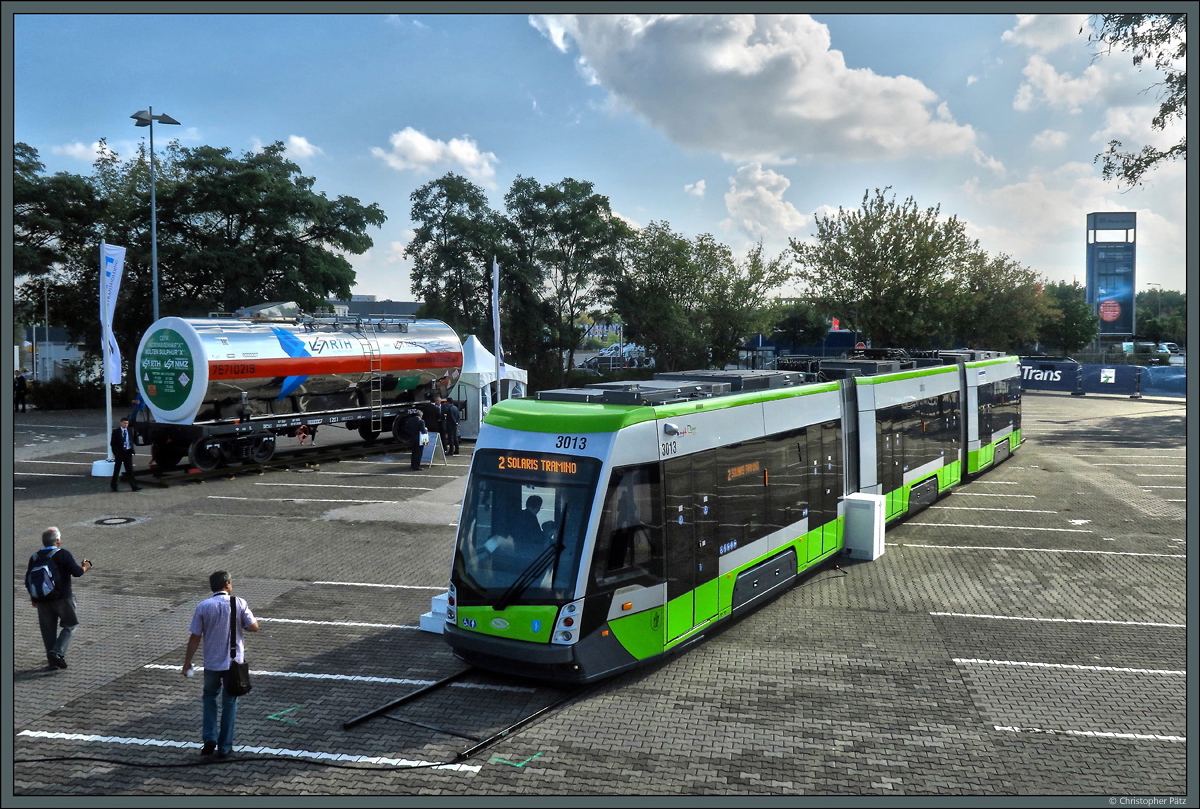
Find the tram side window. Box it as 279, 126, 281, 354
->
590, 464, 664, 587
766, 428, 807, 530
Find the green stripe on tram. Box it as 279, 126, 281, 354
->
483, 382, 841, 434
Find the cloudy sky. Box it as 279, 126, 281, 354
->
11, 11, 1191, 302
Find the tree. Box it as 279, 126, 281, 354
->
789, 188, 977, 348
15, 139, 386, 395
160, 142, 385, 314
948, 251, 1047, 351
405, 173, 502, 338
1036, 282, 1098, 354
607, 223, 785, 372
606, 221, 697, 371
14, 143, 100, 279
770, 299, 831, 354
1087, 14, 1186, 187
538, 178, 629, 382
701, 240, 790, 368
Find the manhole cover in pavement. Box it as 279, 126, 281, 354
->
94, 517, 136, 526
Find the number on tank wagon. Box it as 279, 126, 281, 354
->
554, 435, 587, 450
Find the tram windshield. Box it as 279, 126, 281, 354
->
452, 450, 601, 605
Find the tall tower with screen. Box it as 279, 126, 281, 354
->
1085, 212, 1136, 336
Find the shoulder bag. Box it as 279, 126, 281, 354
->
223, 591, 252, 696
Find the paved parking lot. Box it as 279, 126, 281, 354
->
8, 393, 1190, 798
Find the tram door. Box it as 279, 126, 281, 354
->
663, 454, 720, 642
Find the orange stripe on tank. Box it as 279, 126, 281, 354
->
207, 352, 463, 380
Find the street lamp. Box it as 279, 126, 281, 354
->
131, 107, 180, 322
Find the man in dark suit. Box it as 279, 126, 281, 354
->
110, 416, 142, 492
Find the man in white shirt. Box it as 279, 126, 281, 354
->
182, 571, 258, 757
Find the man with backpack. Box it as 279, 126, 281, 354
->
25, 526, 91, 670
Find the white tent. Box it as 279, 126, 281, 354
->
450, 335, 528, 440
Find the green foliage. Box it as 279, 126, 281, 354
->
1088, 14, 1186, 187
606, 223, 786, 371
789, 188, 977, 348
769, 299, 830, 353
14, 143, 101, 279
406, 173, 502, 338
1037, 282, 1099, 354
950, 251, 1047, 352
26, 376, 110, 410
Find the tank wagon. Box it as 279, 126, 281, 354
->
442, 349, 1021, 683
132, 312, 462, 470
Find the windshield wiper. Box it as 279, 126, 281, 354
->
494, 505, 568, 611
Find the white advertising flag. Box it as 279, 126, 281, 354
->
491, 256, 506, 386
100, 242, 127, 385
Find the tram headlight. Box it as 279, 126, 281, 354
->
551, 598, 585, 645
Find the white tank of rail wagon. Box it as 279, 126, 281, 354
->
135, 316, 463, 425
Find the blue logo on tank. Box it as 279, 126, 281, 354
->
531, 620, 541, 633
270, 327, 311, 399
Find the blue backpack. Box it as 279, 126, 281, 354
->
26, 548, 60, 601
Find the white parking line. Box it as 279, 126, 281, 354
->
1072, 454, 1185, 459
257, 617, 420, 629
931, 612, 1184, 629
954, 658, 1184, 675
206, 495, 394, 504
970, 480, 1019, 484
313, 581, 445, 590
16, 730, 482, 771
928, 506, 1057, 514
952, 492, 1037, 498
1091, 463, 1185, 467
1137, 474, 1185, 477
254, 482, 434, 491
902, 543, 1184, 558
13, 460, 96, 465
909, 522, 1092, 533
994, 726, 1184, 743
13, 472, 90, 477
141, 664, 532, 692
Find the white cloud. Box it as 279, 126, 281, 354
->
370, 126, 498, 188
1030, 129, 1068, 150
684, 179, 705, 198
530, 14, 981, 165
1013, 54, 1105, 112
1000, 14, 1089, 53
957, 162, 1186, 288
720, 163, 807, 241
51, 141, 103, 161
1095, 105, 1185, 153
285, 135, 324, 159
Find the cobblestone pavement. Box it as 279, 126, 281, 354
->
8, 394, 1190, 799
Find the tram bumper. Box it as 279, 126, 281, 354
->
443, 623, 638, 684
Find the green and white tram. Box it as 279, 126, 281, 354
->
443, 355, 1020, 683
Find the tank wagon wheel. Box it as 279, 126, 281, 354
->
358, 424, 382, 442
188, 438, 223, 472
250, 434, 276, 464
151, 442, 186, 473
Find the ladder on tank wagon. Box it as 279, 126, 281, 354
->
361, 321, 383, 433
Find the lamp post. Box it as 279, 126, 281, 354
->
130, 107, 180, 322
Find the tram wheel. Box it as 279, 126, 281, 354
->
250, 435, 276, 464
359, 424, 382, 442
188, 438, 223, 471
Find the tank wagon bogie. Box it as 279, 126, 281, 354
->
443, 351, 1021, 684
132, 313, 462, 470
